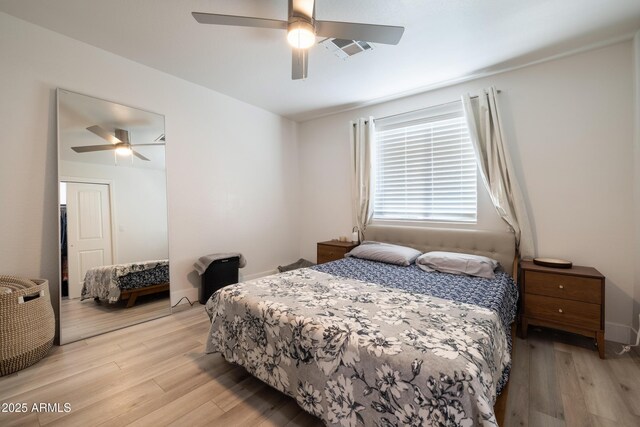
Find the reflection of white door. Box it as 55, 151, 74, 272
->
66, 182, 113, 299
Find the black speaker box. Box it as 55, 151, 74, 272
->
199, 256, 240, 304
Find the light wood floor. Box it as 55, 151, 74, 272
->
504, 327, 640, 427
60, 292, 170, 343
1, 305, 638, 427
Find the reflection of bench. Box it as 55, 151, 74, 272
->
120, 282, 170, 308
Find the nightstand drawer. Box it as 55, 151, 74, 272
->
525, 271, 601, 304
317, 246, 346, 263
524, 294, 601, 330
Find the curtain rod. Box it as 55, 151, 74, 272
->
353, 90, 501, 126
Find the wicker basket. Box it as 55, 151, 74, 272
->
0, 276, 55, 376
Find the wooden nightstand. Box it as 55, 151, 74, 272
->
316, 240, 358, 264
520, 260, 605, 358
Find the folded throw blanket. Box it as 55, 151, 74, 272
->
194, 253, 246, 275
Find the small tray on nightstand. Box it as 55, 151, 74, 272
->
533, 257, 573, 269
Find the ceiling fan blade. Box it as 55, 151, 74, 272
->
132, 150, 150, 161
292, 48, 308, 80
192, 12, 287, 30
71, 144, 117, 153
316, 21, 404, 45
131, 143, 165, 147
290, 0, 315, 19
86, 125, 121, 144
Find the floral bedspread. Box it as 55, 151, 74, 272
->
313, 257, 518, 393
80, 260, 169, 303
205, 268, 510, 426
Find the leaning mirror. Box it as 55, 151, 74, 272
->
57, 89, 170, 344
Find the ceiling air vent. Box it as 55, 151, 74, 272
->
319, 38, 373, 59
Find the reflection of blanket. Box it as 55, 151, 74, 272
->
81, 260, 169, 303
205, 268, 510, 427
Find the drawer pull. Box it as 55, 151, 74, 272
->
558, 308, 563, 313
558, 285, 564, 289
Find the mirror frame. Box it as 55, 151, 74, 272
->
56, 88, 171, 344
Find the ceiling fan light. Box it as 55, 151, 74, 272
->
115, 146, 132, 156
287, 20, 315, 49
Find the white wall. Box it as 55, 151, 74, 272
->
60, 160, 169, 264
298, 42, 636, 343
0, 12, 300, 310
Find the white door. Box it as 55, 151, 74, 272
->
66, 182, 113, 299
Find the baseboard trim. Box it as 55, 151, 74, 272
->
241, 269, 278, 281
605, 321, 632, 344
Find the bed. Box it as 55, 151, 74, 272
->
80, 259, 169, 307
204, 226, 517, 426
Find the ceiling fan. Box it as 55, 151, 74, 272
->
192, 0, 404, 80
71, 125, 165, 161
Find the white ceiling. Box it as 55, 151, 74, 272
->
1, 0, 640, 121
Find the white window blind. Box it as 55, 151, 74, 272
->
373, 102, 477, 223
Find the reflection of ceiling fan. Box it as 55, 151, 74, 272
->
192, 0, 404, 80
71, 125, 165, 161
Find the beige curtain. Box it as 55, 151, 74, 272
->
350, 117, 375, 240
462, 87, 535, 257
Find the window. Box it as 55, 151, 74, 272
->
373, 102, 477, 223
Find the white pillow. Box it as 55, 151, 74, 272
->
416, 251, 499, 279
346, 241, 422, 266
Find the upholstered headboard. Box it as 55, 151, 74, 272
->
364, 225, 517, 277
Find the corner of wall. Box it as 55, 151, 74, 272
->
605, 321, 632, 344
633, 31, 640, 335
